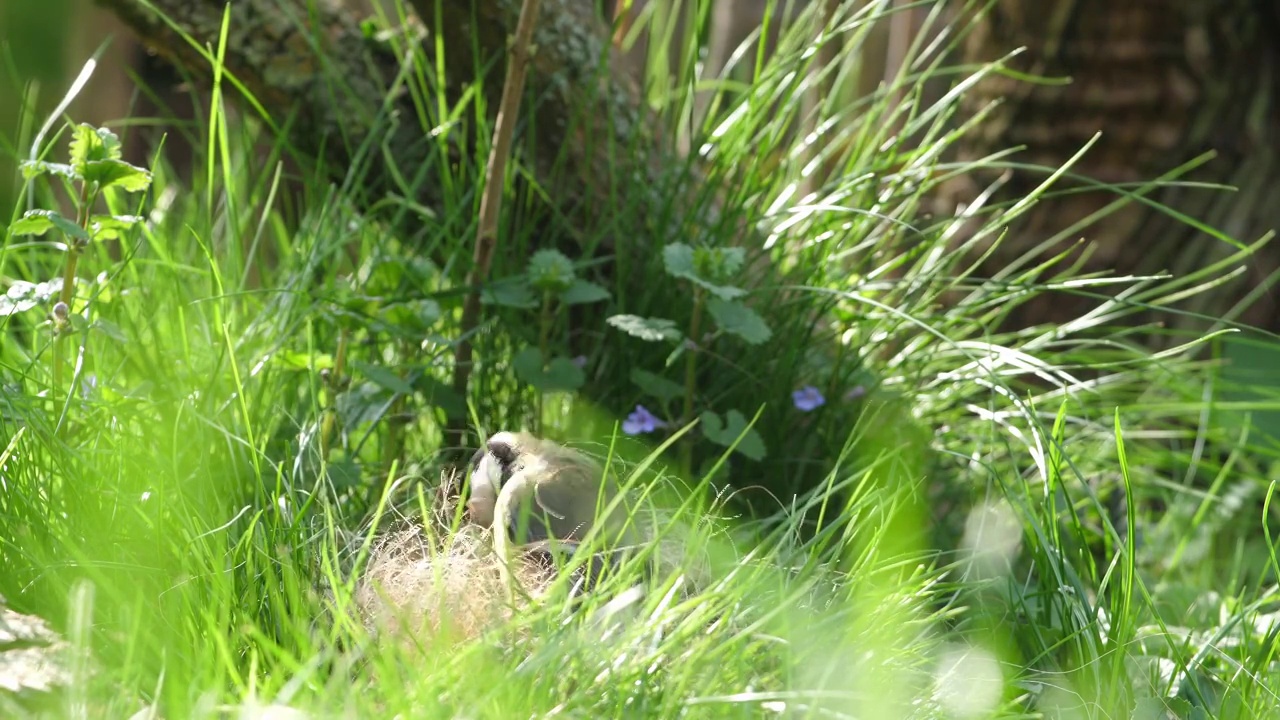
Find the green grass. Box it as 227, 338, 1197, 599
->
3, 0, 1280, 717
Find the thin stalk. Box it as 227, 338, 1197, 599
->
52, 181, 95, 402
681, 287, 704, 474
536, 289, 554, 434
447, 0, 545, 453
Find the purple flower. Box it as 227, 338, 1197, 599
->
844, 385, 867, 401
571, 355, 588, 369
623, 404, 668, 435
792, 385, 825, 412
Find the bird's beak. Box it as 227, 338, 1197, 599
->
466, 453, 503, 526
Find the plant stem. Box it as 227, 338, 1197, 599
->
535, 290, 554, 434
52, 181, 94, 404
446, 0, 544, 454
681, 287, 704, 474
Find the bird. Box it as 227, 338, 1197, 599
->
464, 431, 641, 599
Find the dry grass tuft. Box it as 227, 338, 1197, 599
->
350, 467, 719, 651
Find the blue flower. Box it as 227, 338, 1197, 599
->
844, 385, 866, 400
792, 385, 825, 412
571, 355, 588, 369
623, 404, 668, 435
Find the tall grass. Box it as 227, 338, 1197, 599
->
2, 0, 1279, 717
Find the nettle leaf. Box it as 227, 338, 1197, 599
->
662, 243, 698, 276
383, 298, 442, 331
700, 409, 767, 460
0, 279, 63, 317
92, 319, 128, 343
559, 279, 610, 305
417, 374, 467, 418
513, 347, 585, 392
349, 360, 415, 395
630, 368, 683, 403
82, 159, 152, 192
608, 314, 681, 343
355, 254, 403, 293
335, 381, 394, 428
701, 246, 745, 277
325, 456, 364, 490
66, 313, 90, 333
90, 214, 145, 241
19, 160, 78, 181
526, 249, 576, 293
9, 210, 88, 243
482, 278, 539, 309
661, 242, 746, 300
69, 123, 122, 169
707, 297, 772, 345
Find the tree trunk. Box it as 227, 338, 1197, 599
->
949, 0, 1280, 338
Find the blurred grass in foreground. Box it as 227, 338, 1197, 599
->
3, 0, 1280, 717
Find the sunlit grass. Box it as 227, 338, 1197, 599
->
2, 0, 1280, 718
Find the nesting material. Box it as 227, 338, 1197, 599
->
350, 468, 716, 650
353, 513, 559, 648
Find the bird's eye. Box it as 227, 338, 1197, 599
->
486, 437, 519, 466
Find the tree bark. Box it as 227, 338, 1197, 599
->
949, 0, 1280, 337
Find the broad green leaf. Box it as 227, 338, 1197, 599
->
90, 215, 145, 241
69, 123, 122, 169
325, 456, 363, 490
662, 243, 700, 281
630, 368, 683, 403
82, 159, 152, 192
512, 347, 544, 384
417, 375, 467, 418
335, 382, 394, 428
542, 357, 586, 391
661, 242, 746, 300
356, 254, 403, 293
92, 319, 128, 343
350, 361, 415, 395
513, 347, 585, 392
700, 409, 767, 460
699, 245, 745, 278
707, 297, 772, 344
19, 160, 77, 180
481, 279, 538, 309
66, 313, 90, 333
527, 249, 576, 293
0, 279, 62, 317
10, 210, 88, 243
383, 298, 442, 331
559, 279, 610, 305
8, 215, 56, 237
607, 314, 681, 342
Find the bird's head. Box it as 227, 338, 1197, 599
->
465, 431, 529, 526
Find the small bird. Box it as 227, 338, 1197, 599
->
465, 431, 640, 597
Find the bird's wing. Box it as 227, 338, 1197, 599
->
533, 468, 604, 541
497, 469, 555, 545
